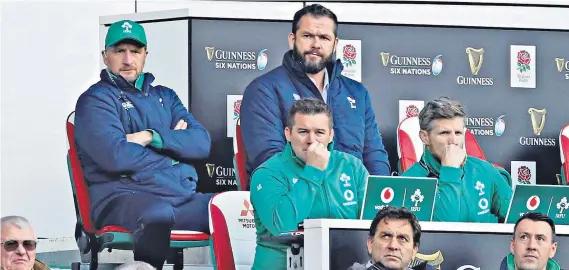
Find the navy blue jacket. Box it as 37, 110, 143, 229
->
240, 50, 390, 176
74, 70, 211, 221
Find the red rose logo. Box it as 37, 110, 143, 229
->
342, 44, 357, 67
343, 45, 356, 60
233, 100, 242, 120
406, 105, 419, 118
518, 166, 531, 184
517, 50, 531, 73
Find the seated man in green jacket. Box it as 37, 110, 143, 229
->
500, 212, 560, 270
250, 98, 370, 270
402, 97, 512, 222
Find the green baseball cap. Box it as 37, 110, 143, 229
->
105, 20, 147, 48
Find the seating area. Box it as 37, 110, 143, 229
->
63, 112, 569, 269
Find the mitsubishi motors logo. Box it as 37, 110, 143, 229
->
241, 199, 254, 217
238, 199, 255, 229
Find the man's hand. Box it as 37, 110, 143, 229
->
174, 119, 188, 130
305, 142, 330, 171
126, 130, 153, 147
441, 144, 466, 168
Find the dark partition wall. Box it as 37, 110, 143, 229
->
330, 228, 568, 269
190, 18, 569, 193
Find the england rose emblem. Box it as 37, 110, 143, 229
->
342, 44, 357, 67
233, 100, 242, 120
517, 50, 531, 73
518, 166, 532, 184
406, 105, 419, 118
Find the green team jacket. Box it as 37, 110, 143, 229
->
500, 253, 561, 270
250, 142, 369, 270
402, 148, 513, 223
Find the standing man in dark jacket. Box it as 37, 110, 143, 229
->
74, 20, 213, 269
240, 4, 390, 179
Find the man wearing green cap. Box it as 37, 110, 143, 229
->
74, 20, 213, 269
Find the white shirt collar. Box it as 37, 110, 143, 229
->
309, 69, 329, 103
309, 68, 329, 92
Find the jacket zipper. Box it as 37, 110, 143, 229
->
322, 182, 331, 217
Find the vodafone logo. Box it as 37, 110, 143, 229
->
526, 195, 541, 211
381, 187, 395, 204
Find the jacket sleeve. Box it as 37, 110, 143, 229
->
361, 90, 391, 176
491, 166, 513, 221
250, 165, 324, 236
74, 92, 172, 175
240, 80, 286, 172
355, 160, 370, 217
151, 87, 211, 162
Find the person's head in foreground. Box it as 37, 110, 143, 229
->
366, 206, 421, 270
289, 4, 339, 75
508, 212, 558, 270
116, 261, 156, 270
418, 97, 466, 163
1, 216, 41, 270
102, 20, 148, 83
285, 98, 334, 162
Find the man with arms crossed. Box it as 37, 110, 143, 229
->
501, 212, 561, 270
402, 97, 512, 222
240, 4, 390, 182
74, 20, 212, 269
250, 98, 369, 270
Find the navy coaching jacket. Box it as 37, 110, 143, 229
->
240, 50, 390, 176
74, 69, 211, 221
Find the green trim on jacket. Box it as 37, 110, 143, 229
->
402, 148, 512, 222
501, 253, 560, 270
250, 141, 370, 270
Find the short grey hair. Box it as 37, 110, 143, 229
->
116, 261, 156, 270
287, 98, 333, 129
1, 215, 32, 230
419, 97, 466, 131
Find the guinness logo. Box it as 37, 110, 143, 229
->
206, 163, 216, 177
205, 47, 215, 61
380, 52, 390, 67
410, 250, 444, 270
555, 57, 565, 73
528, 108, 546, 136
466, 47, 484, 75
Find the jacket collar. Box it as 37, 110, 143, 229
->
421, 147, 443, 177
420, 147, 467, 178
366, 261, 414, 270
99, 69, 155, 93
500, 253, 561, 270
33, 259, 51, 270
283, 140, 335, 167
281, 50, 343, 93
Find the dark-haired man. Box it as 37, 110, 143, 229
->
250, 98, 370, 270
240, 4, 390, 184
349, 206, 435, 270
501, 212, 561, 270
